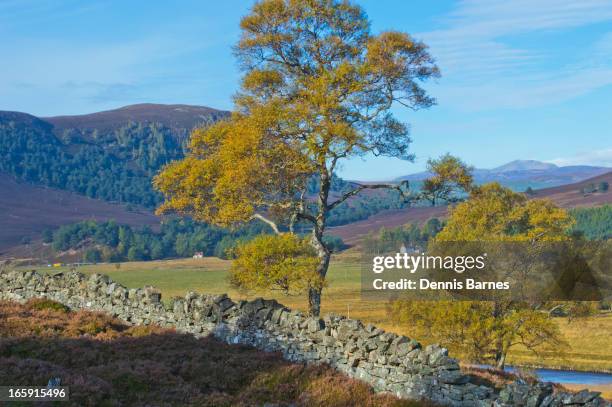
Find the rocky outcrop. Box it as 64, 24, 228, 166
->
0, 269, 609, 407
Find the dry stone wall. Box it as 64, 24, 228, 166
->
0, 269, 609, 407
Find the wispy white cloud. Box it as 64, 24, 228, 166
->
444, 0, 612, 36
418, 0, 612, 110
438, 65, 612, 110
547, 148, 612, 167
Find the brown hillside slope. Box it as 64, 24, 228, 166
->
330, 172, 612, 245
330, 206, 447, 245
534, 171, 612, 208
0, 174, 158, 252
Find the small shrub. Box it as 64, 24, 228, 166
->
80, 321, 106, 335
71, 311, 123, 337
27, 298, 70, 313
230, 233, 321, 295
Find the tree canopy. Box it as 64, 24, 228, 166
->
155, 0, 440, 315
392, 183, 573, 369
230, 233, 322, 295
421, 154, 473, 206
436, 182, 573, 242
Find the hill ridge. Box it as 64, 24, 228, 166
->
395, 159, 610, 190
0, 110, 54, 132
43, 103, 230, 132
492, 159, 557, 172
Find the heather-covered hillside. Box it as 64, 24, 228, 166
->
0, 299, 429, 407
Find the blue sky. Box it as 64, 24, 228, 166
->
1, 0, 611, 180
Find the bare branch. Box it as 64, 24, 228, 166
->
250, 213, 281, 235
327, 182, 412, 211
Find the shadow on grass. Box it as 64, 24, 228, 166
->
0, 300, 435, 406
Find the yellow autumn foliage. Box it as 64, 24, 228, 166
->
393, 183, 572, 368
421, 154, 473, 206
436, 182, 574, 242
230, 234, 322, 295
154, 105, 314, 226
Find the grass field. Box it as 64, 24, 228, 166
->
23, 253, 612, 376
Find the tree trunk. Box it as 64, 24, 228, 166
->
495, 350, 507, 370
307, 169, 332, 316
308, 248, 331, 316
492, 301, 506, 370
308, 286, 322, 317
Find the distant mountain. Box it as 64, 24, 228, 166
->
45, 103, 228, 133
490, 160, 557, 172
395, 160, 610, 191
0, 104, 229, 208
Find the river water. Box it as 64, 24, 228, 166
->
475, 365, 612, 386
506, 367, 612, 386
